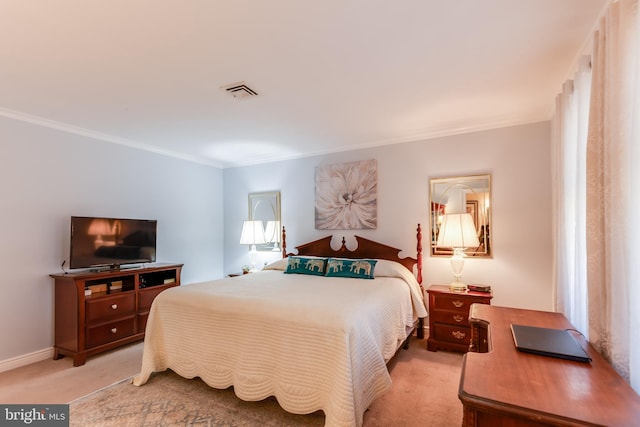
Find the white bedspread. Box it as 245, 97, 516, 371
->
133, 260, 427, 427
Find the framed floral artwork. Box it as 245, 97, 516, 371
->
315, 159, 377, 230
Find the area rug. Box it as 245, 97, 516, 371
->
69, 370, 325, 426
69, 338, 463, 426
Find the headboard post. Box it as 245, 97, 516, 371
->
281, 226, 287, 259
416, 223, 423, 285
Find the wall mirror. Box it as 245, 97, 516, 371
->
429, 174, 492, 257
249, 191, 281, 252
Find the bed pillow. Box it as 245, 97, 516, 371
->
263, 258, 288, 271
325, 258, 377, 279
284, 256, 328, 276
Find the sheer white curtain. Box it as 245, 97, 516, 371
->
629, 0, 640, 395
552, 56, 591, 335
586, 0, 639, 389
554, 0, 640, 392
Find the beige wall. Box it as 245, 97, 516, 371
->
223, 121, 553, 310
0, 116, 224, 367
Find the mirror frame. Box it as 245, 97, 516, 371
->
248, 191, 282, 252
429, 174, 492, 257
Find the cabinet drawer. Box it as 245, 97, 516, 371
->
138, 284, 173, 311
433, 294, 487, 313
432, 323, 471, 345
86, 317, 135, 348
430, 310, 469, 326
86, 294, 135, 324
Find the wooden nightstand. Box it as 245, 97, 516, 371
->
426, 285, 492, 352
228, 272, 250, 277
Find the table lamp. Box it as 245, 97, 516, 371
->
436, 213, 479, 291
240, 220, 266, 272
264, 220, 281, 251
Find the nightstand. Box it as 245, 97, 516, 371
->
426, 285, 492, 352
228, 272, 250, 278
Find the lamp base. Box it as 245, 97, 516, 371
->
449, 280, 467, 292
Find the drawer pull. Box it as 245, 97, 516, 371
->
452, 330, 466, 340
453, 315, 464, 323
452, 300, 464, 308
111, 328, 117, 334
111, 304, 118, 310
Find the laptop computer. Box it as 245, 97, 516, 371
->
510, 324, 592, 363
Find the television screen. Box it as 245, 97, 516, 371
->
70, 216, 157, 270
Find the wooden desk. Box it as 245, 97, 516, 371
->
459, 305, 640, 426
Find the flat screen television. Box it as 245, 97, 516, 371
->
70, 216, 157, 270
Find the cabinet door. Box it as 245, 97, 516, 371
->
137, 284, 174, 333
139, 284, 174, 311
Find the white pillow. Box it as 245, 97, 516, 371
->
262, 258, 288, 271
373, 259, 411, 278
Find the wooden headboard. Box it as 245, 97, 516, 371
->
281, 224, 423, 284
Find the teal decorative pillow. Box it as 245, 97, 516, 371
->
284, 256, 328, 276
325, 258, 377, 279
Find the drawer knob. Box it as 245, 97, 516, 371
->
452, 330, 466, 340
111, 328, 117, 334
453, 315, 464, 323
111, 304, 118, 310
452, 300, 464, 308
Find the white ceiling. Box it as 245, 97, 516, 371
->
0, 0, 608, 168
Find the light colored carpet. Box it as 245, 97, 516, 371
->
0, 342, 145, 404
70, 338, 464, 426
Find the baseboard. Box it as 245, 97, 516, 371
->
0, 348, 54, 373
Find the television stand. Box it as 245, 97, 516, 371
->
50, 263, 183, 366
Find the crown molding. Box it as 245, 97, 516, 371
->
225, 114, 549, 168
0, 107, 223, 169
2, 106, 548, 170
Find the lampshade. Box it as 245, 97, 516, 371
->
239, 220, 266, 245
240, 220, 266, 272
436, 213, 479, 292
436, 213, 480, 248
87, 219, 112, 236
87, 219, 113, 249
264, 220, 281, 251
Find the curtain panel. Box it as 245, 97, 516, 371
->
585, 0, 639, 389
554, 0, 640, 392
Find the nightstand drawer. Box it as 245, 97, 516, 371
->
432, 323, 471, 344
433, 294, 484, 313
430, 310, 469, 326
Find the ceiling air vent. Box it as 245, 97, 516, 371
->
221, 81, 258, 99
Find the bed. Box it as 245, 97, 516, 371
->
133, 225, 428, 427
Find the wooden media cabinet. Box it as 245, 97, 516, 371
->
50, 263, 182, 366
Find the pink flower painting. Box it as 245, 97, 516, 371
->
315, 159, 377, 230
